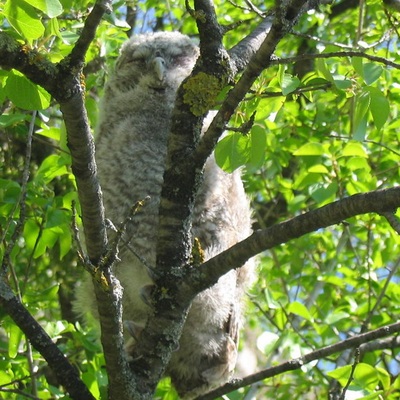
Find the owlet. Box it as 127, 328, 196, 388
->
74, 31, 254, 399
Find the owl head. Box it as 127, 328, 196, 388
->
113, 32, 199, 95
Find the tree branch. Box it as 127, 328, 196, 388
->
189, 187, 400, 293
0, 280, 96, 400
197, 321, 400, 399
228, 16, 274, 74
272, 51, 400, 70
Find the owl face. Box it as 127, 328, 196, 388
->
114, 32, 199, 95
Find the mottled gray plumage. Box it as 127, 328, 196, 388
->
74, 31, 254, 399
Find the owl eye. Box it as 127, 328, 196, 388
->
127, 55, 146, 65
172, 54, 193, 67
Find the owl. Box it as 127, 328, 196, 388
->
74, 31, 254, 399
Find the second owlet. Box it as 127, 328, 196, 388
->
75, 31, 254, 399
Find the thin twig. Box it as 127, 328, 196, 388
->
197, 322, 400, 399
339, 348, 360, 400
1, 111, 36, 273
103, 196, 151, 271
271, 51, 400, 70
362, 256, 400, 332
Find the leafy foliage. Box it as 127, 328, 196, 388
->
1, 0, 400, 399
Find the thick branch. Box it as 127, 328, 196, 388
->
360, 335, 400, 355
0, 280, 95, 400
228, 17, 274, 75
60, 95, 135, 400
194, 0, 225, 59
0, 32, 58, 95
197, 321, 400, 399
156, 0, 232, 271
189, 187, 400, 293
59, 97, 106, 263
58, 5, 137, 398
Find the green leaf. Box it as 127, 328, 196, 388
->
215, 133, 249, 172
4, 0, 45, 41
281, 74, 300, 95
23, 285, 59, 304
333, 77, 352, 90
352, 57, 364, 78
36, 127, 61, 141
58, 225, 72, 259
287, 301, 313, 322
367, 87, 390, 131
23, 219, 41, 252
328, 363, 379, 389
0, 370, 14, 386
8, 324, 23, 358
376, 367, 391, 390
293, 142, 325, 156
247, 125, 267, 170
353, 114, 368, 141
345, 157, 371, 172
308, 164, 329, 173
316, 58, 333, 82
363, 63, 383, 85
46, 207, 68, 228
324, 311, 350, 325
24, 0, 63, 18
353, 89, 370, 139
36, 154, 69, 183
0, 113, 27, 127
327, 365, 352, 385
5, 69, 51, 110
341, 142, 368, 158
33, 228, 58, 257
355, 89, 370, 123
263, 288, 280, 309
46, 17, 62, 38
302, 77, 331, 87
353, 363, 380, 389
310, 182, 338, 204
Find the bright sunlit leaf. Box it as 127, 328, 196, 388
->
293, 142, 325, 156
4, 0, 45, 40
24, 0, 63, 18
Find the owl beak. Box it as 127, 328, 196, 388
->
152, 56, 166, 83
